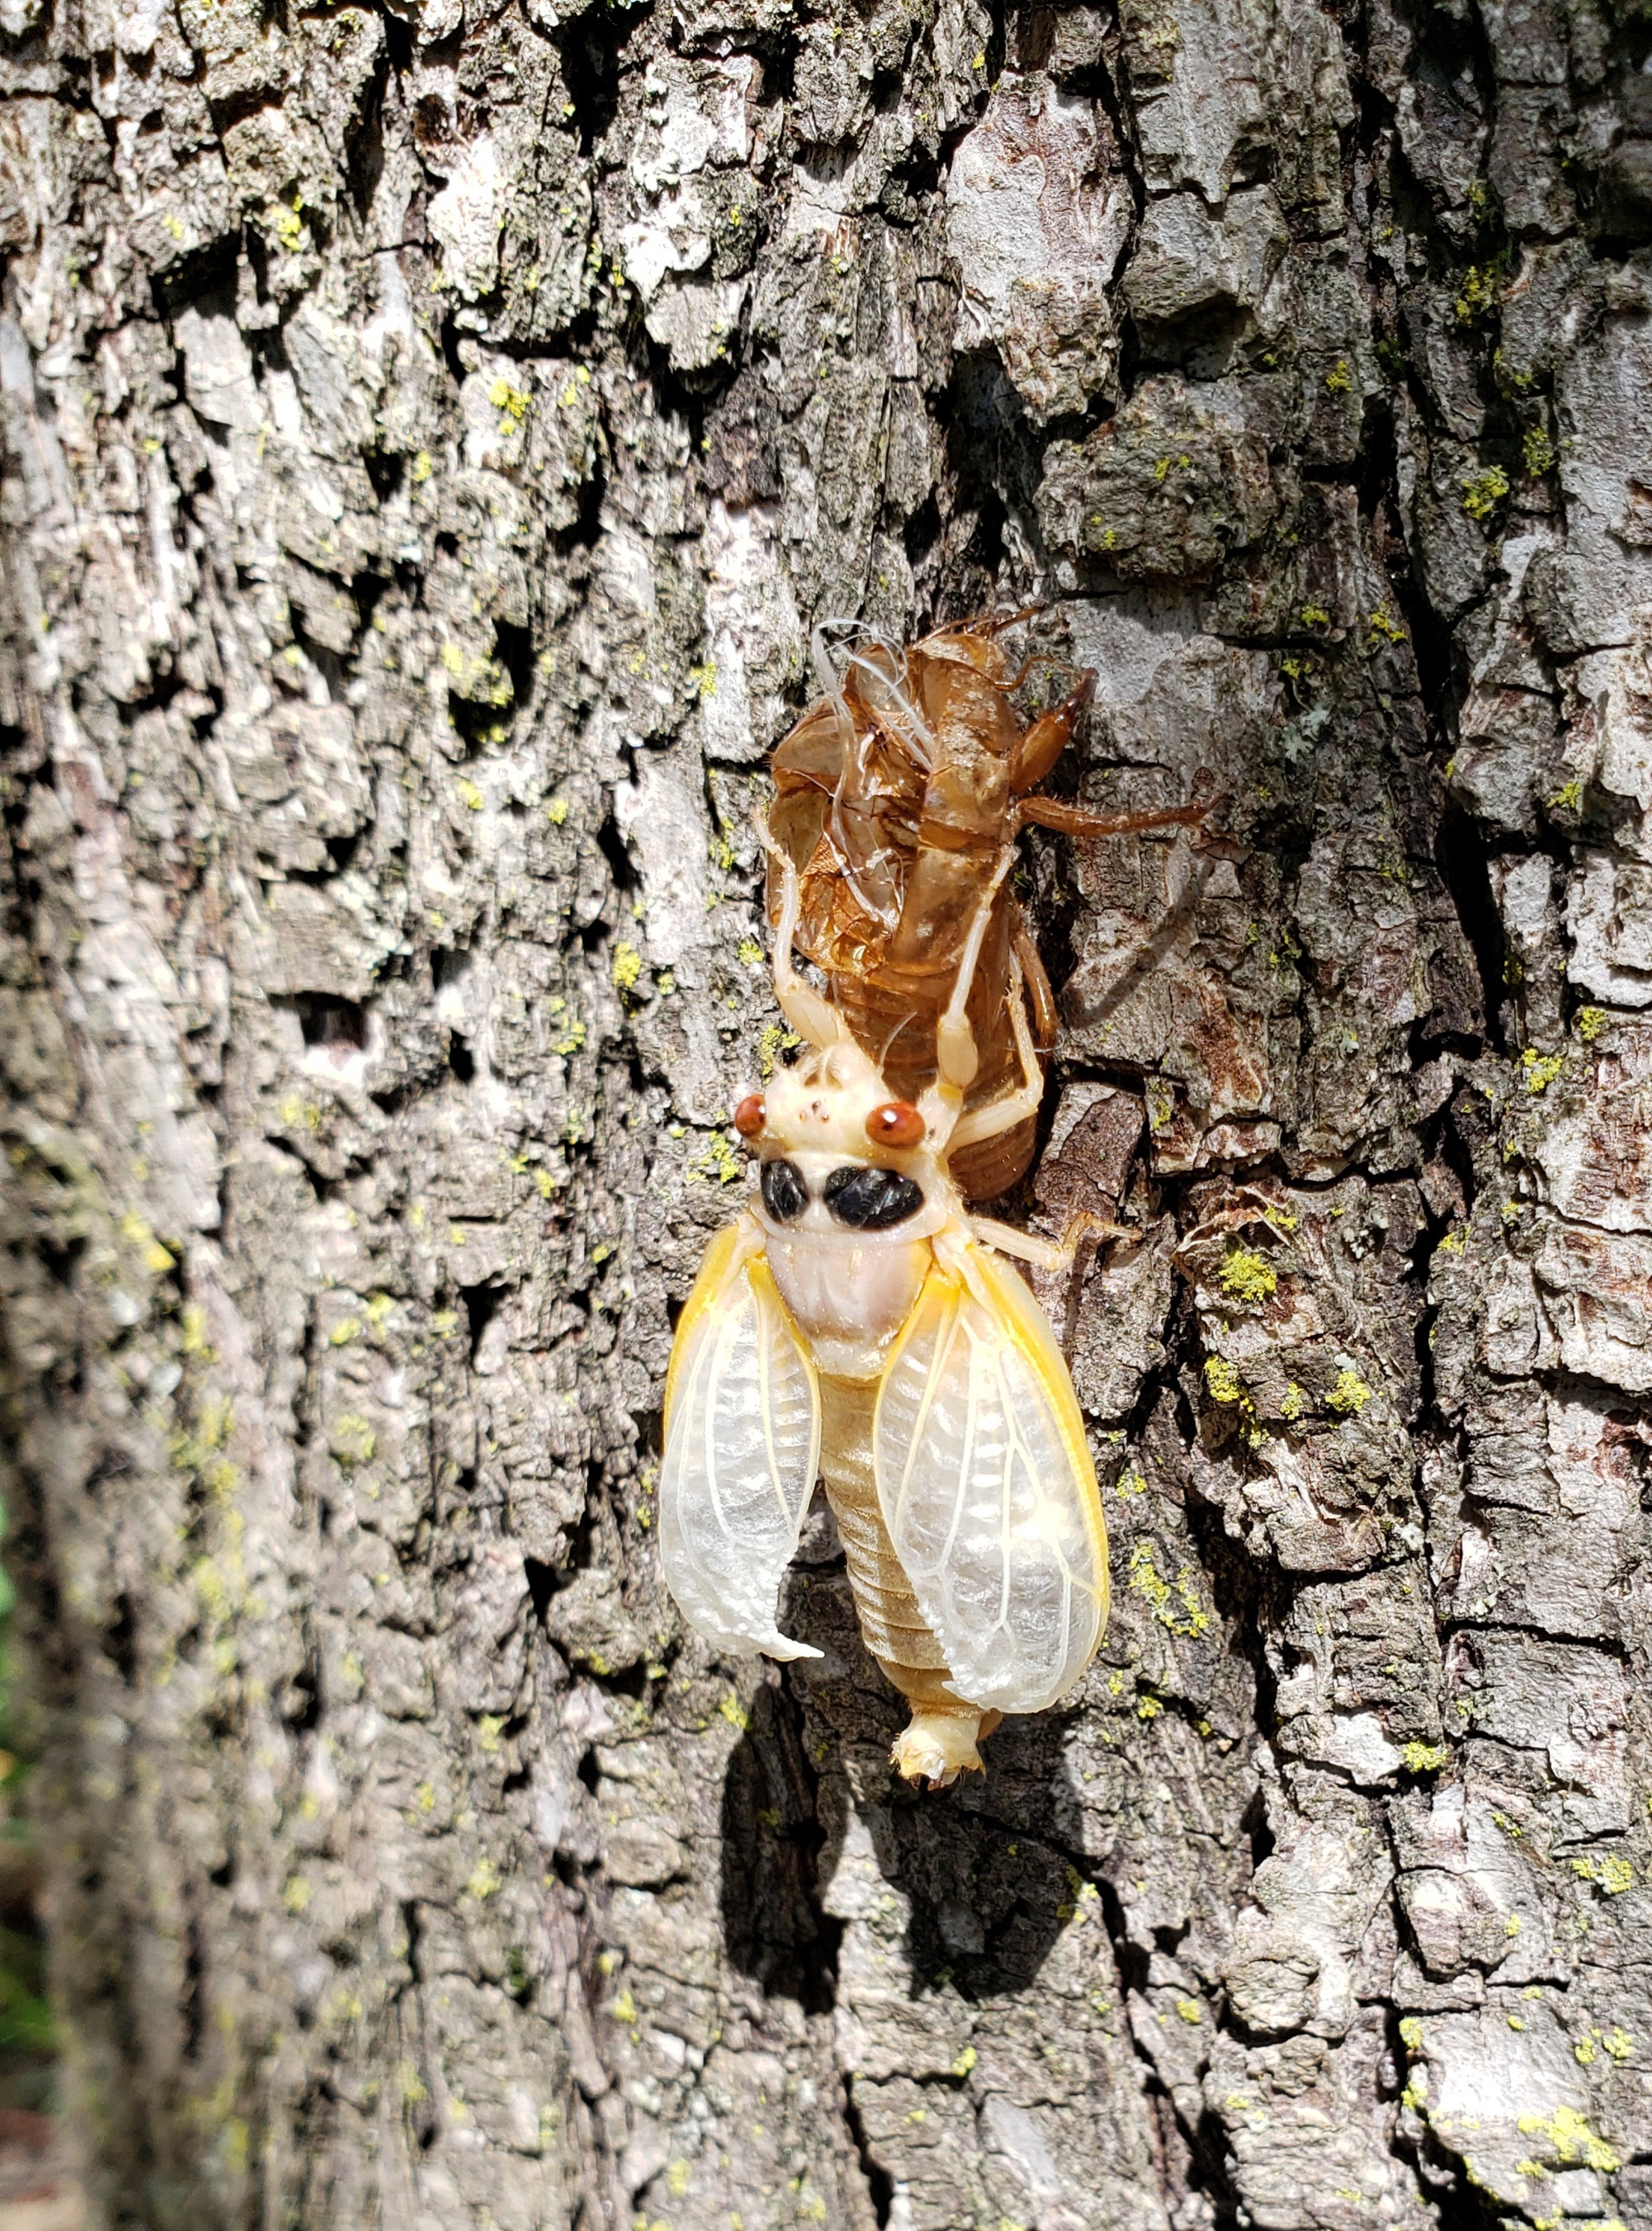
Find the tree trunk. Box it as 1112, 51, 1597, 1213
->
3, 0, 1651, 2218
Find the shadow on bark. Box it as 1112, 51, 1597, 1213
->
718, 1562, 1089, 2012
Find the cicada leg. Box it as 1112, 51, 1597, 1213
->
953, 966, 1142, 1266
1008, 667, 1097, 794
1012, 913, 1059, 1053
753, 806, 852, 1051
1016, 794, 1210, 839
968, 1210, 1139, 1272
921, 845, 1017, 1136
945, 955, 1045, 1155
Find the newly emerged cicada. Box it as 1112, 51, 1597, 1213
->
659, 833, 1120, 1786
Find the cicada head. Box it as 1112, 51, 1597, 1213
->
740, 1040, 949, 1226
733, 1040, 952, 1370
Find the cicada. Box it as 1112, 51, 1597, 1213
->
761, 612, 1209, 1203
659, 842, 1117, 1785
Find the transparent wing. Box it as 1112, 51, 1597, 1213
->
874, 1241, 1107, 1713
660, 1227, 823, 1662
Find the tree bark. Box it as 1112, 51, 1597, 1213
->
3, 0, 1652, 2220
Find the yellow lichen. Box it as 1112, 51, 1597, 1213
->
1128, 1543, 1211, 1638
1515, 2105, 1620, 2174
1327, 1368, 1370, 1416
1218, 1247, 1278, 1307
1204, 1357, 1245, 1405
489, 377, 532, 428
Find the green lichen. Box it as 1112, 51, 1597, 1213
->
1454, 264, 1501, 324
1523, 425, 1556, 477
1460, 466, 1510, 521
1368, 608, 1405, 645
1299, 603, 1332, 628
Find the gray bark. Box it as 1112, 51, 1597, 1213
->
2, 0, 1651, 2220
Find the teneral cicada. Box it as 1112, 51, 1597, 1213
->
659, 819, 1120, 1786
761, 613, 1209, 1202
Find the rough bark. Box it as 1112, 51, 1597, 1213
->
2, 0, 1652, 2220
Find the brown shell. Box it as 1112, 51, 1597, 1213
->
766, 617, 1208, 1201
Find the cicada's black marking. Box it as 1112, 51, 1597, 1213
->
824, 1165, 924, 1231
760, 1157, 807, 1223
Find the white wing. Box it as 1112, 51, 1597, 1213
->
874, 1241, 1107, 1713
660, 1227, 823, 1662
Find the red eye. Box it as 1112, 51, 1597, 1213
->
866, 1100, 924, 1149
733, 1093, 766, 1139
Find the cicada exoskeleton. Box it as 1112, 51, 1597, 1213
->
762, 614, 1208, 1201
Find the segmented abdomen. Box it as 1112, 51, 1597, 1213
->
816, 1375, 949, 1675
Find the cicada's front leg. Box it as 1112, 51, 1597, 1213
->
753, 805, 852, 1053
